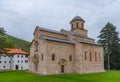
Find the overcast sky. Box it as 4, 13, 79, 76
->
0, 0, 120, 42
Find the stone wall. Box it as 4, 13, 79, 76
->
44, 40, 75, 74
75, 43, 105, 74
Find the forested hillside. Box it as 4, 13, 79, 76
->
6, 35, 30, 53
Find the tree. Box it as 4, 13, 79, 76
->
0, 28, 6, 35
0, 27, 14, 51
98, 22, 120, 70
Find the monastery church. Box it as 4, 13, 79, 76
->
29, 16, 105, 75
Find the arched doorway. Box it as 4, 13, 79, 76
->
61, 65, 64, 73
59, 58, 67, 73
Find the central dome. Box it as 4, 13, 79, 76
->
70, 16, 85, 23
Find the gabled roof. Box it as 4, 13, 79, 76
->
35, 26, 66, 35
6, 48, 29, 55
42, 35, 74, 44
76, 39, 101, 46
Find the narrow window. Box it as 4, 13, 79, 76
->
72, 24, 74, 29
99, 53, 101, 60
52, 54, 55, 61
0, 61, 1, 63
41, 54, 43, 61
85, 51, 87, 60
95, 52, 97, 61
81, 23, 84, 29
18, 55, 19, 58
76, 23, 79, 28
69, 55, 72, 61
90, 51, 92, 61
18, 60, 19, 63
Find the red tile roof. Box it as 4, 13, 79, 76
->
0, 50, 3, 53
6, 48, 29, 55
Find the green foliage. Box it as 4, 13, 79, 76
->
0, 28, 14, 50
6, 35, 30, 53
0, 27, 30, 53
0, 28, 6, 35
0, 71, 120, 82
98, 22, 120, 70
0, 36, 15, 49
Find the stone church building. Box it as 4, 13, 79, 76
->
29, 16, 105, 75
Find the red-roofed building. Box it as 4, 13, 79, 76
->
7, 49, 29, 55
0, 50, 3, 53
0, 48, 29, 70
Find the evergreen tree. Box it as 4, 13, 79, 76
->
98, 22, 120, 70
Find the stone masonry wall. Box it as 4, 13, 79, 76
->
44, 40, 75, 74
75, 43, 104, 74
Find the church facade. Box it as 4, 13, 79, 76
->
29, 16, 105, 75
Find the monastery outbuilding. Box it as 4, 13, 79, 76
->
29, 16, 105, 75
0, 48, 29, 70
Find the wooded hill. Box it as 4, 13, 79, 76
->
6, 35, 30, 53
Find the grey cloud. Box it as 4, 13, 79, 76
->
0, 0, 120, 42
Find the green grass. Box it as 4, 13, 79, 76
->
0, 71, 120, 82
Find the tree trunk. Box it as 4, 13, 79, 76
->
108, 52, 110, 70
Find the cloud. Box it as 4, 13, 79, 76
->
0, 0, 120, 42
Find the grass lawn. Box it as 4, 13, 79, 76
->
0, 71, 120, 82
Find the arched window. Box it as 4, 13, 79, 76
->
99, 53, 101, 60
41, 54, 43, 61
52, 54, 55, 61
72, 24, 74, 29
95, 52, 97, 61
90, 51, 92, 61
81, 23, 84, 29
76, 23, 79, 28
85, 51, 87, 60
69, 55, 72, 61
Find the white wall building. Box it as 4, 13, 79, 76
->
0, 49, 29, 70
0, 54, 10, 70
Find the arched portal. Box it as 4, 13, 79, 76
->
59, 58, 67, 73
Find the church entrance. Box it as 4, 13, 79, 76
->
61, 65, 64, 73
59, 58, 67, 73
